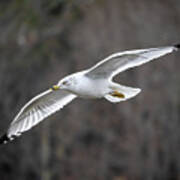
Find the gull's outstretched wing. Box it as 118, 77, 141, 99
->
0, 89, 76, 144
86, 45, 179, 80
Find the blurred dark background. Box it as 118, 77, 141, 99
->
0, 0, 180, 180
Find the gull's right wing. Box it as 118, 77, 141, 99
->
86, 45, 179, 80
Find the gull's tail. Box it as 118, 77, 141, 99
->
105, 83, 141, 103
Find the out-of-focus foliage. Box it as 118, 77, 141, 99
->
0, 0, 180, 180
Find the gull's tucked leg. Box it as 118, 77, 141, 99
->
111, 91, 125, 98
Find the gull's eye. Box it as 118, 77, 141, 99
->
62, 81, 68, 85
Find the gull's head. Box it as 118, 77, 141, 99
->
51, 75, 77, 91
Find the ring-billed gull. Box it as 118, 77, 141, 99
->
0, 44, 179, 144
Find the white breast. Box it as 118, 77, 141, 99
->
70, 73, 110, 98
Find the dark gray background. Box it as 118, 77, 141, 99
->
0, 0, 180, 179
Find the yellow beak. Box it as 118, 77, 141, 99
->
51, 85, 60, 91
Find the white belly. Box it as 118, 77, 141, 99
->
70, 76, 110, 99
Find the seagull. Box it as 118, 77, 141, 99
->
0, 44, 179, 144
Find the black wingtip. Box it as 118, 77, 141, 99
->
174, 44, 180, 49
0, 134, 10, 145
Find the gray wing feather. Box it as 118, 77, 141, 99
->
7, 89, 76, 140
86, 46, 177, 79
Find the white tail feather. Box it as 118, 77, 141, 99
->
104, 83, 141, 103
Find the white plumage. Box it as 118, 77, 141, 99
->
0, 45, 179, 144
8, 90, 76, 140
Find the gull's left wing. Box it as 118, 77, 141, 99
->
0, 89, 76, 144
85, 45, 179, 80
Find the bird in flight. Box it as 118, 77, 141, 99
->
0, 44, 179, 144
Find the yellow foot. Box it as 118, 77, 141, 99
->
111, 91, 125, 98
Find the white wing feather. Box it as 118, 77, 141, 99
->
7, 89, 76, 140
86, 46, 177, 79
